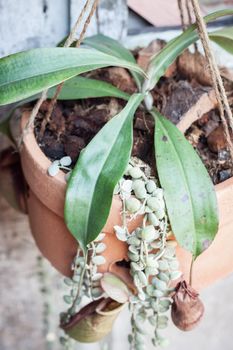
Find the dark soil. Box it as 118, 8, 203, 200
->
34, 96, 155, 168
34, 42, 233, 185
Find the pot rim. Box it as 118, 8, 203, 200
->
20, 110, 233, 199
20, 111, 66, 217
21, 110, 66, 187
61, 297, 124, 331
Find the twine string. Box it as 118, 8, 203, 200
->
19, 0, 99, 146
177, 0, 186, 31
191, 0, 233, 159
41, 0, 99, 134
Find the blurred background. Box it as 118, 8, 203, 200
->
0, 1, 233, 349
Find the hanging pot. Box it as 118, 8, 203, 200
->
61, 298, 125, 343
20, 110, 233, 290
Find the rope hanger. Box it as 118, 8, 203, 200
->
21, 0, 233, 161
19, 0, 99, 147
178, 0, 233, 160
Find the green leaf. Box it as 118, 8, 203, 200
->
209, 27, 233, 55
84, 34, 135, 61
0, 47, 145, 106
65, 93, 144, 250
143, 9, 233, 92
84, 34, 143, 89
48, 76, 130, 100
152, 109, 218, 258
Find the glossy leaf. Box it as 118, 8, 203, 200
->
84, 34, 142, 89
152, 109, 218, 258
143, 9, 233, 92
0, 75, 129, 140
0, 47, 145, 106
48, 76, 130, 100
209, 27, 233, 55
65, 93, 144, 250
84, 34, 135, 61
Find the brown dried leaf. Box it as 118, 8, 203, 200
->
207, 125, 233, 153
178, 50, 212, 86
171, 281, 204, 331
107, 67, 137, 94
137, 39, 177, 77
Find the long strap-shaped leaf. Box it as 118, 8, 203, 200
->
65, 93, 144, 250
0, 76, 129, 142
48, 76, 130, 101
84, 34, 135, 62
209, 27, 233, 55
152, 109, 218, 259
143, 9, 233, 92
0, 48, 145, 106
84, 34, 143, 89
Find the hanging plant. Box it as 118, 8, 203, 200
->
0, 0, 233, 348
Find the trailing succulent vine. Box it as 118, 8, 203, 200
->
115, 158, 181, 348
60, 234, 107, 320
42, 15, 232, 346
56, 159, 206, 349
59, 236, 107, 348
37, 256, 56, 350
56, 159, 184, 348
1, 4, 233, 350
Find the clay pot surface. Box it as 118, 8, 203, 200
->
61, 298, 125, 343
20, 111, 233, 290
0, 146, 27, 213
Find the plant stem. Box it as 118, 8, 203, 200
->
122, 197, 127, 229
143, 240, 149, 265
139, 241, 144, 264
68, 251, 88, 314
189, 256, 194, 286
89, 242, 97, 299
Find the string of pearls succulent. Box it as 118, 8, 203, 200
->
48, 156, 72, 180
60, 234, 107, 347
48, 156, 108, 348
114, 157, 181, 349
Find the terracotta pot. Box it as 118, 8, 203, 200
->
61, 298, 125, 343
20, 111, 233, 290
0, 146, 27, 213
